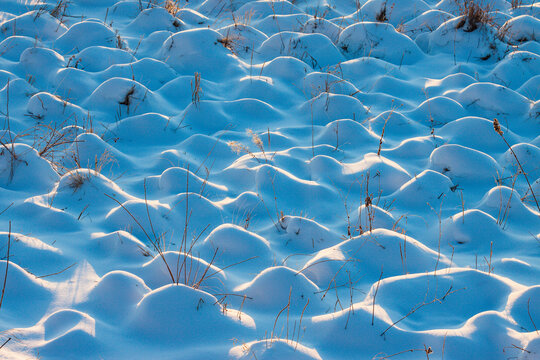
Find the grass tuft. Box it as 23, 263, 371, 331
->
455, 0, 493, 32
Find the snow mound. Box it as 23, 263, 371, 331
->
133, 251, 227, 293
0, 36, 40, 61
279, 215, 342, 252
235, 266, 324, 313
55, 21, 120, 53
89, 231, 151, 263
0, 143, 59, 192
301, 229, 452, 288
507, 285, 540, 333
0, 261, 53, 328
230, 339, 323, 360
80, 270, 150, 323
369, 268, 520, 330
197, 223, 273, 270
130, 283, 254, 342
387, 169, 460, 210
259, 31, 344, 69
441, 209, 509, 251
361, 0, 431, 26
69, 46, 136, 72
159, 28, 244, 79
338, 22, 424, 65
0, 232, 66, 274
438, 116, 519, 153
0, 11, 67, 41
429, 144, 502, 183
39, 309, 99, 358
427, 16, 508, 62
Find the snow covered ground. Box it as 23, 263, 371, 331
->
0, 0, 539, 358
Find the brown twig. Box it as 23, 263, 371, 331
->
372, 266, 383, 325
36, 262, 77, 279
380, 285, 461, 337
0, 222, 11, 311
0, 203, 13, 217
0, 337, 11, 350
493, 118, 540, 212
271, 288, 292, 340
528, 297, 539, 334
104, 193, 175, 283
295, 298, 310, 349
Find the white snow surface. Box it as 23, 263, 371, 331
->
0, 0, 539, 359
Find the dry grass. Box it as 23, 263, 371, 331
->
227, 129, 272, 164
455, 0, 493, 32
105, 177, 231, 293
0, 80, 25, 184
510, 0, 523, 9
372, 346, 433, 360
375, 4, 388, 22
115, 30, 126, 50
216, 28, 248, 55
65, 149, 115, 191
191, 72, 202, 107
105, 188, 176, 283
49, 0, 71, 23
0, 222, 11, 312
493, 118, 540, 212
31, 119, 75, 173
164, 0, 181, 17
231, 10, 254, 28
1, 78, 116, 192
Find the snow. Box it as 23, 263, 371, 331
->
0, 0, 539, 359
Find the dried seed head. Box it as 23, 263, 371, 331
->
493, 118, 503, 136
365, 196, 372, 207
228, 141, 243, 154
247, 129, 264, 150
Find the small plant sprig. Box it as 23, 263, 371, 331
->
493, 118, 540, 212
510, 0, 523, 9
115, 30, 125, 50
227, 129, 271, 164
49, 0, 71, 24
0, 222, 11, 312
164, 0, 181, 16
191, 72, 202, 107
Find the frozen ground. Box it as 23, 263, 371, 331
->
0, 0, 539, 358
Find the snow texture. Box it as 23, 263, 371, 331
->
0, 0, 538, 359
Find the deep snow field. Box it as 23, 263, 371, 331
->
0, 0, 539, 358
